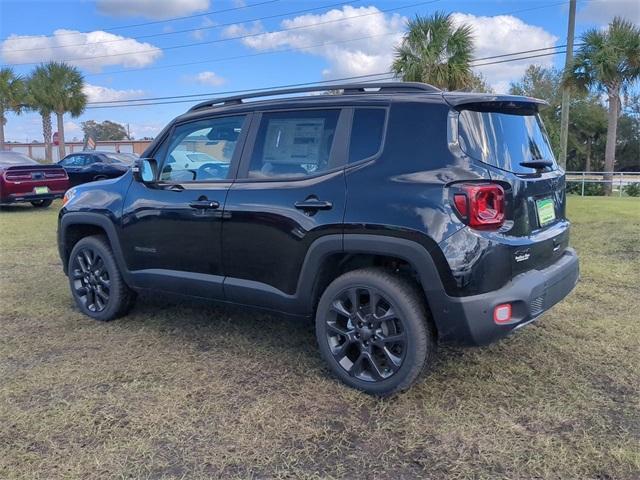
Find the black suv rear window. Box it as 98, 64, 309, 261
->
457, 109, 557, 173
349, 108, 386, 163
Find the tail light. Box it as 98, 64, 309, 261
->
452, 183, 505, 230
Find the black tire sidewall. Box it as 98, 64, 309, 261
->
68, 236, 126, 321
315, 269, 431, 396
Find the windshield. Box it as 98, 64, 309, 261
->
457, 109, 557, 174
0, 151, 38, 166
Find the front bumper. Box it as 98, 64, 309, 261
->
435, 248, 579, 345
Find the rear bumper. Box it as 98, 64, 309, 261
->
1, 191, 65, 204
435, 248, 579, 345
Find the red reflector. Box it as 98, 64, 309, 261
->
453, 194, 468, 217
494, 304, 512, 324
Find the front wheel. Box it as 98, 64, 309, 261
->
31, 199, 53, 208
68, 235, 136, 321
315, 268, 436, 396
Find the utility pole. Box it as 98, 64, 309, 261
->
559, 0, 577, 169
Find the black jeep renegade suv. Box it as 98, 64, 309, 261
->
58, 82, 579, 395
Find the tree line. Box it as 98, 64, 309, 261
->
0, 62, 87, 161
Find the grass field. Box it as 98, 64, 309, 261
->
0, 197, 638, 479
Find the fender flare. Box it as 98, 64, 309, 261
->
295, 233, 450, 311
58, 212, 130, 278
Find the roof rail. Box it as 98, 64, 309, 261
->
188, 82, 440, 112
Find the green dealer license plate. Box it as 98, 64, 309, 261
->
536, 198, 556, 226
34, 186, 49, 195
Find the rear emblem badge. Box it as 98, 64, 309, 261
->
514, 249, 531, 262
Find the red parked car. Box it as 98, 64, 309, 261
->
0, 151, 69, 208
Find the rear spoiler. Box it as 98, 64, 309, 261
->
3, 164, 65, 171
442, 93, 548, 114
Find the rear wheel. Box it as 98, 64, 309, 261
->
315, 268, 436, 396
68, 236, 136, 321
31, 199, 53, 208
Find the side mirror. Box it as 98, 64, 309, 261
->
132, 158, 158, 183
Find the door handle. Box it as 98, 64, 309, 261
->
294, 199, 333, 211
189, 200, 220, 209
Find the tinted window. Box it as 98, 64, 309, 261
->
104, 153, 133, 164
160, 115, 246, 182
458, 109, 557, 173
60, 155, 87, 167
247, 110, 340, 179
349, 108, 386, 163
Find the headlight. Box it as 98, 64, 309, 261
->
62, 188, 76, 206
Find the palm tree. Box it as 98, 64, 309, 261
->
26, 68, 54, 162
27, 62, 87, 161
0, 68, 26, 150
392, 12, 474, 90
565, 17, 640, 194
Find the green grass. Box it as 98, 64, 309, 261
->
0, 197, 638, 479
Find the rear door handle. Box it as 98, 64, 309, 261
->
294, 199, 333, 211
189, 200, 220, 209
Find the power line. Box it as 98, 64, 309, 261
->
0, 0, 281, 43
1, 0, 443, 67
87, 44, 572, 105
7, 0, 364, 53
85, 49, 572, 109
85, 72, 395, 109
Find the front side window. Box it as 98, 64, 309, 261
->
457, 108, 557, 174
160, 115, 246, 182
247, 110, 340, 179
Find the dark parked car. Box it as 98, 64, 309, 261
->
58, 151, 132, 187
57, 82, 579, 395
0, 151, 69, 207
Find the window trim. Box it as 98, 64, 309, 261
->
235, 107, 350, 183
151, 112, 253, 185
345, 106, 389, 167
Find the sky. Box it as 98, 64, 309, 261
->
1, 0, 638, 143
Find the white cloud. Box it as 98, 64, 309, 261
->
63, 121, 82, 137
0, 29, 163, 72
578, 0, 640, 24
96, 0, 210, 20
451, 13, 559, 93
83, 84, 145, 103
224, 6, 558, 92
190, 71, 226, 86
190, 16, 216, 40
223, 6, 406, 79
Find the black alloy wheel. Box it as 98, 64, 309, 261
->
326, 286, 407, 382
316, 268, 435, 396
67, 235, 136, 321
71, 247, 111, 313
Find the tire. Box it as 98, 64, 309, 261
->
68, 235, 136, 321
31, 199, 53, 208
315, 268, 436, 396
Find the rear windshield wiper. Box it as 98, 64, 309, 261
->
519, 160, 554, 169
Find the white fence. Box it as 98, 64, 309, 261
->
565, 171, 640, 196
5, 140, 151, 162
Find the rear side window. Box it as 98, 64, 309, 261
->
457, 109, 557, 174
349, 108, 386, 163
248, 109, 340, 179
